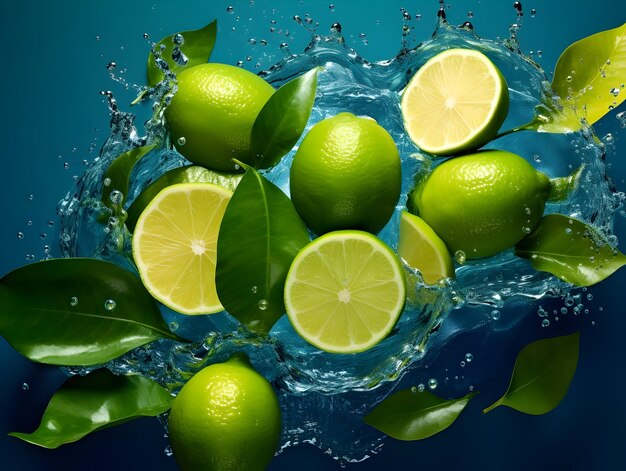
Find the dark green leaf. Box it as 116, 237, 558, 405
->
102, 144, 155, 211
548, 165, 584, 202
0, 258, 181, 366
216, 166, 310, 333
515, 214, 626, 286
9, 369, 172, 448
536, 22, 626, 132
251, 68, 320, 169
365, 389, 476, 441
126, 165, 242, 232
147, 20, 217, 86
483, 332, 580, 415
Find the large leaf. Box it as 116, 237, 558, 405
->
483, 332, 580, 415
0, 258, 181, 365
538, 22, 626, 133
147, 20, 217, 86
125, 165, 242, 232
365, 389, 476, 441
9, 369, 172, 448
515, 214, 626, 286
216, 166, 310, 333
102, 144, 155, 210
251, 68, 320, 169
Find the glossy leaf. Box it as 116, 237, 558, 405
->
0, 258, 181, 365
515, 214, 626, 286
102, 145, 155, 210
216, 166, 310, 333
125, 165, 242, 232
483, 332, 580, 415
365, 389, 476, 441
251, 68, 320, 169
147, 20, 217, 86
9, 369, 172, 448
537, 22, 626, 133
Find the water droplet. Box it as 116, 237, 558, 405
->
236, 60, 244, 67
566, 75, 573, 82
226, 6, 234, 14
293, 15, 302, 24
103, 177, 112, 187
533, 154, 541, 163
587, 293, 594, 301
330, 22, 342, 34
454, 250, 466, 264
16, 232, 24, 239
169, 321, 178, 331
537, 306, 548, 317
491, 309, 501, 321
460, 361, 466, 367
410, 386, 418, 393
459, 21, 473, 30
513, 1, 523, 13
106, 61, 117, 71
95, 35, 101, 41
248, 38, 257, 45
164, 445, 173, 457
109, 190, 124, 205
465, 353, 474, 362
177, 136, 186, 146
428, 378, 438, 390
560, 307, 568, 314
142, 33, 149, 40
104, 299, 117, 311
172, 33, 184, 46
530, 8, 536, 17
70, 296, 79, 307
467, 11, 474, 18
610, 87, 620, 97
258, 299, 268, 310
22, 383, 29, 391
328, 4, 335, 12
541, 318, 550, 327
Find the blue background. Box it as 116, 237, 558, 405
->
1, 1, 625, 469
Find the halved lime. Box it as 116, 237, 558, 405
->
397, 211, 454, 284
132, 183, 232, 315
284, 230, 406, 353
401, 48, 509, 156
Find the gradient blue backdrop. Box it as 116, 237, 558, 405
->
1, 1, 625, 469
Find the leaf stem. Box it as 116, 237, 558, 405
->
494, 120, 539, 140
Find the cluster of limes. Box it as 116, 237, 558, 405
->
129, 48, 556, 471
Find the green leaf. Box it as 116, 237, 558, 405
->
0, 258, 181, 366
483, 332, 580, 415
251, 68, 320, 169
216, 166, 310, 333
515, 214, 626, 286
147, 20, 217, 86
548, 165, 584, 202
125, 165, 242, 232
364, 389, 476, 441
9, 369, 172, 448
102, 144, 155, 211
537, 22, 626, 133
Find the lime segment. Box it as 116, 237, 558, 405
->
401, 48, 509, 155
284, 230, 406, 353
132, 183, 232, 315
398, 211, 454, 284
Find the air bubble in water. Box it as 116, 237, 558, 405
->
541, 318, 550, 327
106, 61, 117, 70
109, 190, 123, 205
104, 299, 117, 311
610, 87, 620, 97
329, 4, 335, 12
491, 309, 501, 320
454, 250, 466, 264
177, 136, 187, 146
258, 299, 268, 310
417, 383, 425, 392
164, 446, 173, 457
226, 6, 234, 14
70, 296, 79, 307
251, 285, 258, 294
330, 22, 342, 34
467, 11, 474, 18
513, 1, 523, 13
428, 378, 438, 390
173, 33, 184, 46
22, 383, 29, 391
17, 232, 24, 239
465, 353, 473, 362
530, 8, 536, 17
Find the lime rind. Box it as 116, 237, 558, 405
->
284, 230, 406, 354
401, 48, 509, 156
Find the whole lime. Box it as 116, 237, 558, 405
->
290, 112, 401, 235
410, 150, 551, 259
165, 63, 275, 172
167, 354, 281, 471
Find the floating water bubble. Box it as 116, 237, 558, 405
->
70, 296, 79, 307
491, 310, 501, 321
22, 383, 29, 391
16, 232, 24, 239
104, 299, 117, 311
428, 378, 438, 390
251, 285, 258, 294
169, 321, 179, 331
330, 22, 342, 34
530, 8, 536, 17
610, 87, 620, 97
459, 21, 473, 30
109, 190, 124, 206
410, 385, 418, 393
460, 360, 465, 367
603, 133, 615, 144
467, 11, 474, 18
177, 136, 186, 146
513, 1, 523, 14
454, 250, 466, 264
329, 4, 335, 12
541, 319, 550, 327
226, 6, 234, 14
164, 446, 173, 457
417, 383, 425, 392
465, 353, 473, 363
258, 299, 269, 310
293, 15, 302, 24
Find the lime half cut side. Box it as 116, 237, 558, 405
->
398, 210, 455, 285
401, 48, 509, 156
284, 230, 406, 354
132, 182, 232, 315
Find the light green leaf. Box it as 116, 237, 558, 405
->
147, 20, 217, 86
0, 258, 181, 366
9, 369, 172, 448
216, 166, 310, 334
365, 389, 476, 441
102, 145, 155, 211
515, 214, 626, 286
483, 332, 580, 415
538, 22, 626, 133
251, 68, 320, 169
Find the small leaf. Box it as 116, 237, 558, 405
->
537, 22, 626, 132
0, 258, 181, 366
548, 165, 584, 202
125, 165, 242, 232
9, 369, 172, 448
147, 20, 217, 86
364, 389, 476, 441
483, 332, 580, 415
216, 166, 310, 334
251, 67, 320, 169
101, 144, 155, 210
515, 214, 626, 286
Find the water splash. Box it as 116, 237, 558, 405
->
57, 12, 621, 465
